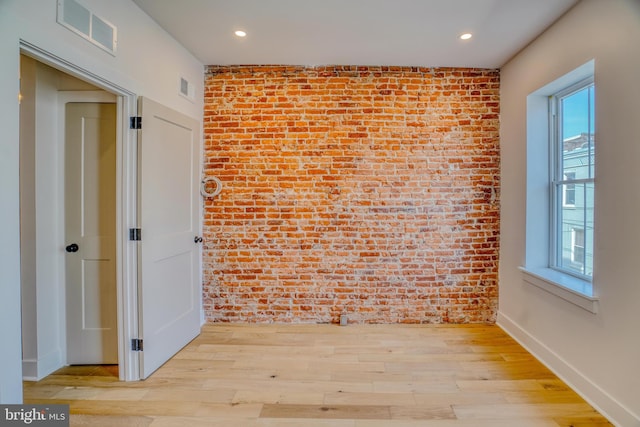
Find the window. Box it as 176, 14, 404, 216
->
522, 60, 598, 313
563, 172, 576, 207
551, 80, 595, 279
572, 228, 585, 265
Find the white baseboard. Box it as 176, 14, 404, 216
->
22, 349, 63, 382
497, 311, 640, 427
21, 359, 38, 381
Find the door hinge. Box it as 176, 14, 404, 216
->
130, 116, 142, 129
131, 339, 143, 352
129, 228, 142, 241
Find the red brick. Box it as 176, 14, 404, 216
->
202, 65, 500, 324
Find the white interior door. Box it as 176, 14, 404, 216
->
65, 102, 118, 364
138, 97, 201, 378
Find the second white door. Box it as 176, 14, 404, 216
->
65, 101, 118, 365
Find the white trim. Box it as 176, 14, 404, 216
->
21, 347, 62, 382
21, 353, 60, 382
21, 359, 38, 382
20, 41, 130, 96
497, 312, 640, 427
519, 266, 597, 313
19, 41, 140, 381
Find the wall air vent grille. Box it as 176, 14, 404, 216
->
179, 76, 195, 102
57, 0, 117, 55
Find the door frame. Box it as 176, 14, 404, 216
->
21, 41, 140, 381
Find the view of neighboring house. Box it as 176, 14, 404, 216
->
560, 133, 595, 277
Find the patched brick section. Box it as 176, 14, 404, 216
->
202, 65, 500, 324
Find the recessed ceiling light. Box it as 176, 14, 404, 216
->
460, 33, 473, 40
234, 30, 247, 38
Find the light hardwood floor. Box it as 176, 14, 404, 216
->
24, 324, 613, 426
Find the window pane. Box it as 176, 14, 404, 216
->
557, 182, 593, 277
561, 85, 595, 179
561, 86, 591, 138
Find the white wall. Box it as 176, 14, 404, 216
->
499, 0, 640, 425
0, 0, 203, 403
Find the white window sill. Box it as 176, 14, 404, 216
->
519, 266, 599, 314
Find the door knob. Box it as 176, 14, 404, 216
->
65, 243, 79, 253
194, 236, 203, 243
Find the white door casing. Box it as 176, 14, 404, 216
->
65, 101, 118, 364
138, 97, 201, 378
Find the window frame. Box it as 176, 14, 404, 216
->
548, 77, 595, 282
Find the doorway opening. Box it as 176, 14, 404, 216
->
18, 52, 136, 383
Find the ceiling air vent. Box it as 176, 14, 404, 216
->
57, 0, 117, 55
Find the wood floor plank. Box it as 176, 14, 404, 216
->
260, 403, 391, 420
453, 402, 603, 420
257, 419, 355, 427
456, 379, 546, 392
355, 420, 558, 427
372, 379, 459, 394
553, 416, 618, 427
389, 404, 456, 420
22, 323, 613, 426
71, 414, 153, 427
150, 417, 259, 427
194, 403, 263, 418
233, 389, 325, 405
323, 391, 416, 406
71, 400, 202, 417
413, 391, 507, 406
504, 392, 587, 404
141, 387, 236, 404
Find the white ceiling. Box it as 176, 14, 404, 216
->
132, 0, 578, 68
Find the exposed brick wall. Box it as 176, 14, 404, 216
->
203, 65, 500, 324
